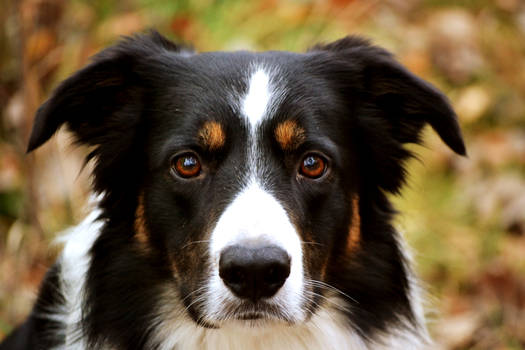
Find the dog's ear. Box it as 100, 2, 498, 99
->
27, 30, 185, 153
27, 31, 189, 210
311, 37, 466, 193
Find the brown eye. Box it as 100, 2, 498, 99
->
299, 154, 327, 179
172, 153, 201, 178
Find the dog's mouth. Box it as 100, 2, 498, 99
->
222, 301, 292, 322
237, 312, 264, 320
196, 298, 299, 327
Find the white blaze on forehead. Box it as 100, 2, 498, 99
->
242, 68, 272, 128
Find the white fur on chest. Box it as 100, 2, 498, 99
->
152, 302, 428, 350
154, 302, 366, 350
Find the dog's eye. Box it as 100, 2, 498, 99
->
172, 153, 201, 178
299, 154, 327, 179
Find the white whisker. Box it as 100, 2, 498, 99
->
304, 279, 359, 305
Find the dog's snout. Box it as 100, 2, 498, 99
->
219, 245, 291, 302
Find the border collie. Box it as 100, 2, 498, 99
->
0, 31, 465, 350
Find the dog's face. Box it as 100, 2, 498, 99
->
143, 54, 358, 325
28, 32, 465, 335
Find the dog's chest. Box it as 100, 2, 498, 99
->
154, 307, 367, 350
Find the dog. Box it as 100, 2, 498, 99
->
0, 31, 465, 349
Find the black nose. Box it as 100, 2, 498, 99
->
219, 245, 291, 302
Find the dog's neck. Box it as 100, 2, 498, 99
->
150, 299, 428, 350
151, 299, 363, 350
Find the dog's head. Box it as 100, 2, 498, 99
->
28, 32, 464, 338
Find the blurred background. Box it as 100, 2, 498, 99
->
0, 0, 524, 348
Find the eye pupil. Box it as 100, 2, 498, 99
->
173, 153, 201, 178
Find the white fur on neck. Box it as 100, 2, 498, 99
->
50, 205, 104, 350
151, 294, 428, 350
152, 297, 365, 350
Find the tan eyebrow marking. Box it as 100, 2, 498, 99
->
274, 120, 306, 151
347, 195, 361, 251
198, 121, 226, 151
135, 192, 149, 245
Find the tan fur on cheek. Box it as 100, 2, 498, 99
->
347, 195, 361, 251
274, 120, 306, 151
199, 121, 225, 151
135, 193, 149, 245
